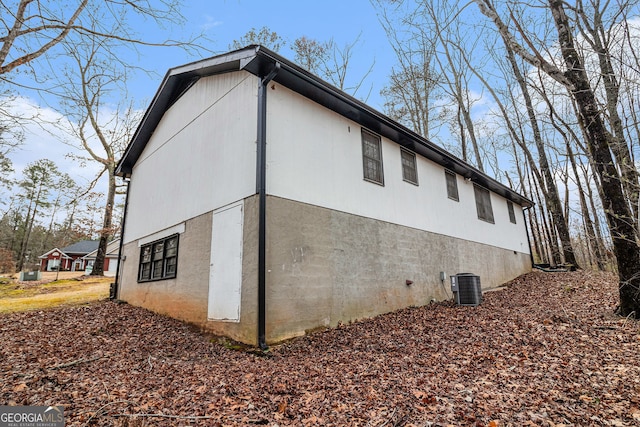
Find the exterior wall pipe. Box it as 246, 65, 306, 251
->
256, 62, 280, 350
112, 177, 131, 300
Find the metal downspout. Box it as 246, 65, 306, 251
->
112, 177, 131, 300
257, 62, 280, 350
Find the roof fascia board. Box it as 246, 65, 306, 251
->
116, 45, 532, 207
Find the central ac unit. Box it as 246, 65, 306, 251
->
454, 273, 482, 306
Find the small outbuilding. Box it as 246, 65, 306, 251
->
115, 46, 533, 346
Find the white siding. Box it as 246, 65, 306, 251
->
266, 83, 530, 254
124, 71, 258, 243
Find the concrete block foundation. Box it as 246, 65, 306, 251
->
118, 195, 531, 345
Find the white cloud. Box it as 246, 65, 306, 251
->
3, 96, 106, 189
201, 15, 223, 31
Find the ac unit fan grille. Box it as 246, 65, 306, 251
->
456, 274, 482, 306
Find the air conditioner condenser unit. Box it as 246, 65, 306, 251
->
451, 273, 482, 306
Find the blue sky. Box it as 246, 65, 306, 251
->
148, 0, 393, 107
5, 0, 396, 191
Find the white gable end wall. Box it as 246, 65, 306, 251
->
266, 83, 530, 254
124, 71, 259, 244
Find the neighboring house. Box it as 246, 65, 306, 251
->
82, 239, 120, 276
115, 45, 533, 346
39, 240, 99, 272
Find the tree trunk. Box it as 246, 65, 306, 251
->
525, 165, 545, 263
16, 199, 34, 271
91, 171, 115, 276
457, 104, 468, 163
549, 0, 640, 315
501, 36, 579, 268
567, 139, 605, 270
578, 5, 640, 229
17, 182, 46, 271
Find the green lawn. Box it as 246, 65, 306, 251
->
0, 275, 111, 313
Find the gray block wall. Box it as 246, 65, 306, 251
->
118, 195, 531, 345
264, 196, 531, 343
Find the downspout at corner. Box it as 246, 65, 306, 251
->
112, 176, 131, 300
256, 62, 280, 351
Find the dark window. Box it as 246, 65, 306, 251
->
445, 170, 459, 201
138, 234, 179, 282
474, 184, 494, 223
507, 200, 517, 224
139, 246, 152, 281
400, 148, 418, 185
362, 129, 384, 185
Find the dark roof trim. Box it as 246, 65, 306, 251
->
116, 45, 533, 208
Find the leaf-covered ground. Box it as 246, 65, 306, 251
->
1, 271, 639, 426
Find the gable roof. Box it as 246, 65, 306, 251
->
61, 240, 100, 255
83, 239, 120, 259
116, 45, 533, 208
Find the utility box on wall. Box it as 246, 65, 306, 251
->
451, 273, 482, 306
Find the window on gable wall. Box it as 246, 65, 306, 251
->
138, 234, 179, 282
474, 184, 494, 223
361, 129, 384, 185
507, 200, 517, 224
400, 148, 418, 185
445, 169, 459, 201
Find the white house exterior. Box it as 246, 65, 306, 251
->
115, 46, 533, 346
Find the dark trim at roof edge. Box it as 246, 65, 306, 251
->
115, 45, 533, 208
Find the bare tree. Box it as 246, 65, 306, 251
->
475, 0, 640, 316
500, 32, 579, 268
52, 33, 141, 275
320, 35, 375, 99
230, 27, 286, 52
293, 36, 330, 75
1, 1, 202, 81
374, 0, 487, 170
0, 0, 88, 75
0, 0, 203, 155
291, 34, 374, 99
572, 0, 640, 227
374, 0, 440, 138
426, 1, 490, 170
0, 0, 209, 275
15, 159, 59, 270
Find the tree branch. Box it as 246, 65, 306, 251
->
0, 0, 89, 74
473, 0, 574, 89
